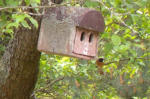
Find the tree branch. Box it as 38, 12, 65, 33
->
0, 5, 53, 11
12, 12, 44, 16
33, 76, 65, 94
0, 2, 69, 11
104, 57, 150, 65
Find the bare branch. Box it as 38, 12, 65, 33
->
49, 76, 65, 87
33, 76, 65, 93
0, 2, 69, 11
0, 5, 54, 11
12, 12, 44, 16
104, 57, 150, 65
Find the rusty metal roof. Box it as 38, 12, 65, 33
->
44, 6, 105, 33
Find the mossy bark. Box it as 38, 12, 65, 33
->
0, 18, 41, 99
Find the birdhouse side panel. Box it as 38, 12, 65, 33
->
37, 14, 75, 55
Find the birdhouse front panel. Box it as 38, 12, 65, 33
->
37, 6, 105, 60
73, 27, 98, 57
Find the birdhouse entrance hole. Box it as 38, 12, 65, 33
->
73, 27, 98, 57
89, 33, 94, 43
80, 32, 85, 41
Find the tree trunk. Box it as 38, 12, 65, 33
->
0, 17, 42, 99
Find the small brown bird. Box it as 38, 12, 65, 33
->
96, 58, 104, 75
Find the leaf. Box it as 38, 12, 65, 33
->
134, 0, 147, 7
24, 0, 30, 5
0, 20, 6, 28
111, 35, 121, 45
31, 0, 41, 4
0, 45, 5, 51
0, 0, 4, 6
84, 0, 99, 8
6, 23, 19, 29
28, 17, 38, 28
12, 14, 26, 24
118, 44, 130, 53
104, 42, 113, 54
4, 28, 14, 33
101, 32, 110, 38
5, 0, 20, 6
21, 20, 31, 29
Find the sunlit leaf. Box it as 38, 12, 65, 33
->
111, 35, 121, 45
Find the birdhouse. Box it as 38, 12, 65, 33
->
37, 6, 105, 60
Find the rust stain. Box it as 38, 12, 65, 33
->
44, 6, 105, 32
78, 11, 105, 32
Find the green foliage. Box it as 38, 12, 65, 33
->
1, 0, 150, 98
35, 0, 150, 98
0, 0, 39, 37
36, 54, 119, 98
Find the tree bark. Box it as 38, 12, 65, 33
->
0, 17, 42, 99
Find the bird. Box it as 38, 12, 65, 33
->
51, 0, 63, 4
96, 58, 104, 75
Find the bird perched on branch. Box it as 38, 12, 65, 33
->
96, 58, 104, 75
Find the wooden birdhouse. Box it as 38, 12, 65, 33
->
37, 6, 105, 60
